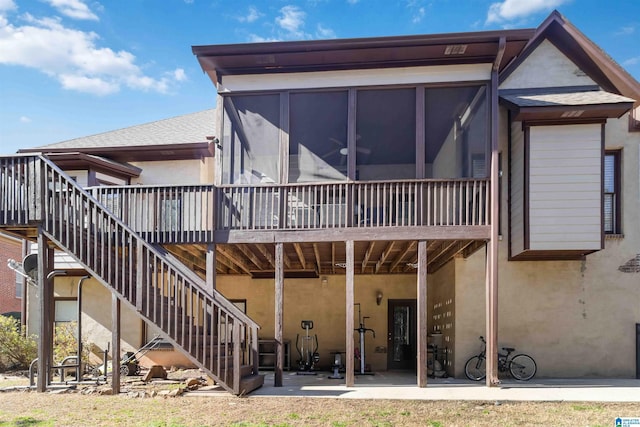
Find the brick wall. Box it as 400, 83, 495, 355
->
0, 236, 23, 316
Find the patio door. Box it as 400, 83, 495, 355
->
387, 299, 416, 370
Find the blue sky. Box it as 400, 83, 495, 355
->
1, 0, 638, 154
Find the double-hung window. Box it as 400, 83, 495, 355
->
604, 150, 621, 234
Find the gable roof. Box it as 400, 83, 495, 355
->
19, 109, 216, 162
500, 11, 640, 106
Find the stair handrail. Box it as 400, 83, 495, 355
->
41, 154, 257, 327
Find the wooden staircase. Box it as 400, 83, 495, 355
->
0, 155, 263, 395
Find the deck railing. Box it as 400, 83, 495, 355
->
89, 184, 214, 243
217, 179, 490, 231
86, 178, 489, 237
0, 155, 259, 395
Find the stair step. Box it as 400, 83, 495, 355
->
239, 374, 265, 395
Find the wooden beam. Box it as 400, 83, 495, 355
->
215, 252, 242, 274
486, 67, 500, 387
36, 230, 53, 393
293, 243, 306, 270
255, 243, 275, 268
217, 245, 253, 274
274, 242, 284, 387
389, 241, 416, 272
237, 244, 266, 270
331, 242, 336, 274
417, 240, 428, 387
374, 242, 396, 274
345, 240, 355, 387
215, 225, 491, 244
206, 243, 216, 294
428, 240, 470, 273
426, 240, 458, 269
361, 241, 376, 272
312, 243, 322, 274
111, 293, 121, 394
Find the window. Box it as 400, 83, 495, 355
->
289, 91, 348, 183
222, 94, 281, 185
356, 88, 416, 180
15, 272, 22, 299
54, 299, 77, 326
604, 151, 621, 234
629, 106, 640, 132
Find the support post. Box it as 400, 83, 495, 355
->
486, 64, 501, 387
417, 240, 428, 387
274, 242, 284, 387
36, 231, 53, 392
345, 240, 355, 387
206, 243, 216, 295
111, 293, 121, 394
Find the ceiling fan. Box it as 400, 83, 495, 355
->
322, 137, 371, 164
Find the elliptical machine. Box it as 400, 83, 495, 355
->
296, 320, 320, 375
354, 303, 375, 375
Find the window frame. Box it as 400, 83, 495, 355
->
603, 150, 622, 235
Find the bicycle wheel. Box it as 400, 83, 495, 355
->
509, 354, 536, 380
464, 355, 486, 381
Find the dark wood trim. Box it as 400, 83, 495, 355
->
280, 92, 290, 185
604, 148, 622, 237
523, 118, 607, 127
523, 125, 530, 250
206, 243, 216, 294
510, 249, 596, 261
36, 230, 54, 392
415, 86, 425, 179
347, 89, 357, 181
507, 110, 513, 260
601, 125, 605, 249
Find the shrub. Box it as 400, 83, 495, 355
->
0, 315, 37, 370
53, 321, 91, 367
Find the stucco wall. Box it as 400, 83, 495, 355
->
455, 111, 640, 378
130, 159, 211, 185
428, 259, 456, 375
215, 274, 419, 372
500, 39, 596, 89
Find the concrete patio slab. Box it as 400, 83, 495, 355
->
186, 371, 640, 402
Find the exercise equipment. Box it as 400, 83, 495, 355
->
328, 351, 344, 379
296, 320, 319, 375
354, 303, 375, 375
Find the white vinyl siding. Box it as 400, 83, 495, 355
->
510, 121, 525, 256
528, 124, 602, 251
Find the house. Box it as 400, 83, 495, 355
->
1, 10, 638, 395
0, 233, 25, 321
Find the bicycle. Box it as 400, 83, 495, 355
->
464, 336, 537, 381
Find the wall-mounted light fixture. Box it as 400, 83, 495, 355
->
376, 290, 383, 306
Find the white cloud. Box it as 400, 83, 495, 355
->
615, 24, 636, 36
173, 68, 187, 82
0, 13, 183, 96
247, 33, 280, 43
412, 7, 425, 23
276, 5, 305, 37
0, 0, 16, 12
19, 116, 31, 123
623, 56, 640, 66
44, 0, 99, 21
316, 24, 335, 39
238, 6, 261, 23
486, 0, 569, 24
